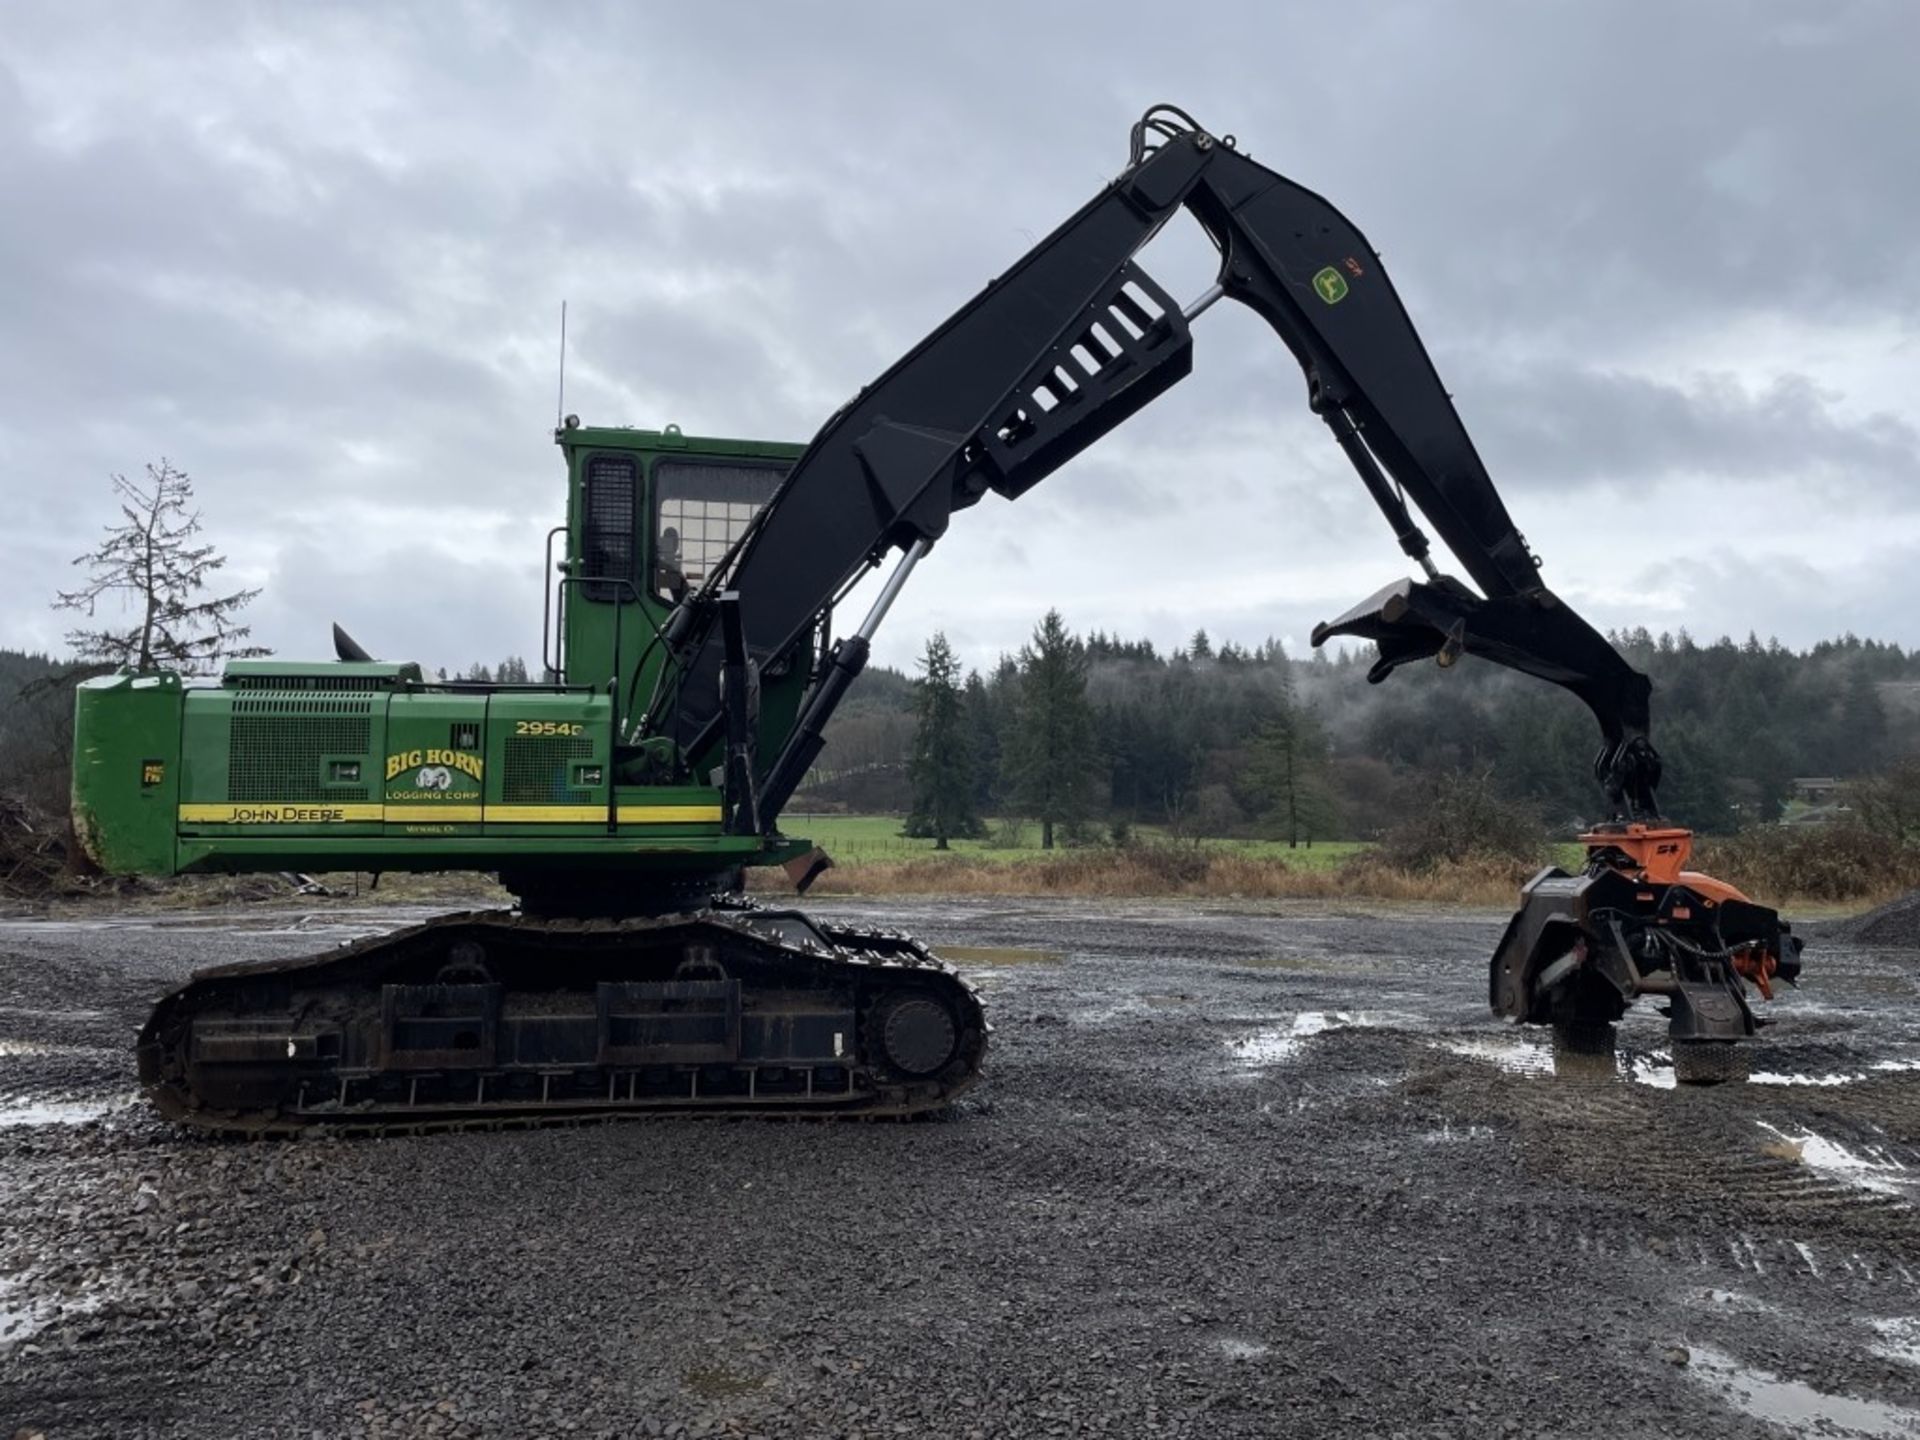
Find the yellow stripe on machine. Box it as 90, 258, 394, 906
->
487, 806, 725, 829
382, 805, 484, 823
180, 802, 723, 826
618, 804, 723, 824
485, 805, 721, 824
485, 804, 606, 823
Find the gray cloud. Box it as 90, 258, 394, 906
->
1458, 363, 1920, 494
0, 0, 1916, 682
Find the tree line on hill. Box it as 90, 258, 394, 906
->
8, 517, 1920, 861
800, 616, 1920, 846
8, 616, 1915, 850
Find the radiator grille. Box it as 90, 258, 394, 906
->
502, 734, 596, 803
230, 674, 387, 692
233, 696, 376, 715
227, 696, 373, 802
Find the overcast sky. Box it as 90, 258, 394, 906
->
2, 1, 1915, 679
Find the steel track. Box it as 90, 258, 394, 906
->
137, 905, 988, 1138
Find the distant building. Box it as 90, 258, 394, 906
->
1791, 777, 1841, 804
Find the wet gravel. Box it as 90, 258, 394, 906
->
1824, 891, 1920, 949
4, 897, 1920, 1438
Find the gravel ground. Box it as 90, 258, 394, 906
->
3, 897, 1920, 1439
1829, 891, 1920, 948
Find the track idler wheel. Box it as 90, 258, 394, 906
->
871, 991, 959, 1078
1672, 1038, 1750, 1086
435, 941, 493, 986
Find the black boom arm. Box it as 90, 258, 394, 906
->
670, 106, 1662, 827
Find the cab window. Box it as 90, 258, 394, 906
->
653, 460, 786, 601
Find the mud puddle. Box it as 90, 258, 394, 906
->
0, 1091, 136, 1128
1757, 1122, 1917, 1200
1437, 1034, 1555, 1075
0, 1038, 117, 1058
1690, 1345, 1920, 1437
1228, 1010, 1416, 1064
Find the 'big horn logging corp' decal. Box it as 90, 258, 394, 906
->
384, 749, 485, 785
385, 749, 485, 803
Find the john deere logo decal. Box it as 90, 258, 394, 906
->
1312, 267, 1349, 305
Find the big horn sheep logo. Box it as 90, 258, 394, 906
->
415, 766, 454, 791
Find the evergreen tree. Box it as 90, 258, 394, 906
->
962, 669, 999, 815
1248, 703, 1335, 846
1008, 610, 1098, 849
56, 460, 267, 674
1188, 629, 1213, 661
1837, 667, 1888, 772
1652, 719, 1733, 830
1743, 726, 1796, 824
904, 633, 981, 848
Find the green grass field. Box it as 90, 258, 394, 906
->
780, 813, 1372, 869
782, 814, 1590, 873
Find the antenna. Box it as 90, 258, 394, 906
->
555, 300, 568, 428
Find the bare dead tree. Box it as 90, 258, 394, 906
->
55, 460, 268, 674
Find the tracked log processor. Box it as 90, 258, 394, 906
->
77, 106, 1801, 1130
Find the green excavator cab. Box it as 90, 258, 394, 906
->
71, 425, 818, 894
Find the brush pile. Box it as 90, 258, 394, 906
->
0, 795, 79, 901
